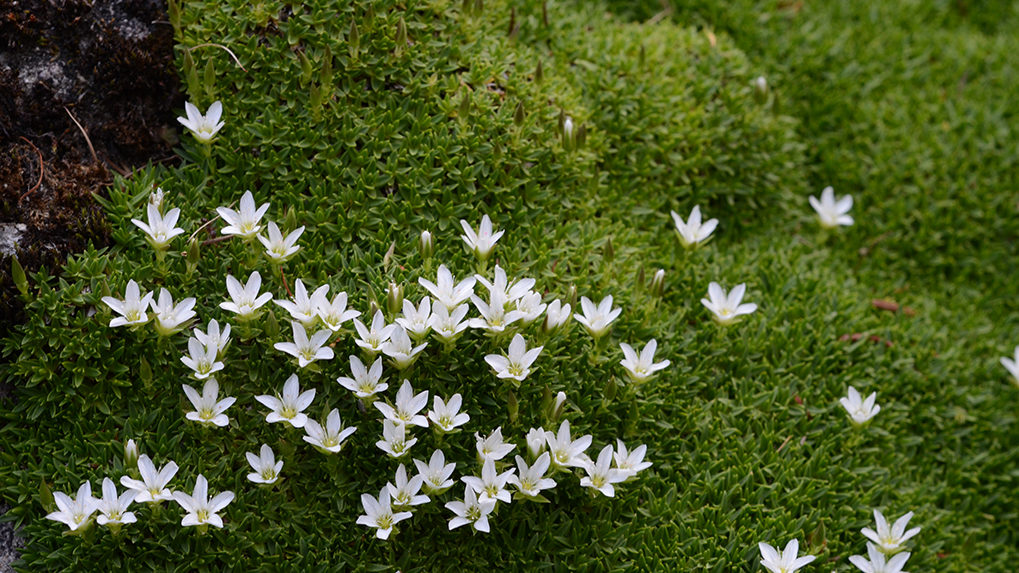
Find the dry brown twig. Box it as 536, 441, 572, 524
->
18, 136, 44, 203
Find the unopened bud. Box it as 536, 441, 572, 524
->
419, 230, 433, 260
551, 391, 567, 421
124, 439, 138, 467
368, 300, 381, 320
753, 75, 768, 103
149, 187, 165, 211
386, 282, 404, 317
650, 268, 665, 298
507, 390, 519, 423
186, 237, 200, 271
567, 284, 577, 310
526, 427, 546, 458
562, 115, 575, 151
635, 267, 645, 294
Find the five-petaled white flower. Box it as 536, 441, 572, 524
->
574, 295, 622, 339
758, 539, 816, 573
414, 449, 456, 494
861, 510, 921, 555
274, 321, 334, 368
194, 319, 231, 358
543, 299, 572, 332
375, 379, 429, 428
357, 488, 412, 540
613, 439, 652, 480
45, 481, 98, 532
485, 334, 543, 382
95, 477, 137, 528
701, 282, 757, 325
387, 464, 430, 509
475, 265, 534, 303
475, 427, 515, 462
258, 221, 304, 264
217, 190, 269, 239
177, 100, 224, 143
181, 337, 224, 380
427, 393, 470, 433
396, 297, 432, 340
377, 419, 417, 458
221, 272, 273, 320
150, 288, 197, 336
382, 325, 428, 369
619, 339, 670, 384
120, 455, 178, 503
462, 457, 515, 504
172, 474, 234, 529
670, 205, 718, 249
469, 290, 523, 333
255, 374, 315, 428
132, 203, 185, 251
840, 386, 881, 426
1000, 346, 1019, 388
446, 485, 497, 533
508, 453, 556, 498
246, 444, 283, 485
303, 408, 357, 454
429, 303, 471, 343
182, 378, 236, 427
337, 355, 388, 399
419, 264, 476, 311
102, 279, 153, 328
353, 310, 397, 354
460, 214, 505, 260
809, 186, 854, 228
314, 290, 360, 332
580, 445, 627, 497
545, 420, 592, 469
515, 291, 546, 324
275, 279, 328, 327
526, 427, 547, 458
849, 542, 911, 573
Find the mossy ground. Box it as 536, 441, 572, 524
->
2, 0, 1017, 571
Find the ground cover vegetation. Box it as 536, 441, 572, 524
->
1, 0, 1017, 571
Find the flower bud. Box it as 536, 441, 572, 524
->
123, 439, 138, 467
650, 268, 665, 298
562, 115, 575, 151
526, 427, 546, 459
419, 230, 433, 260
149, 187, 165, 212
551, 391, 567, 422
386, 282, 404, 317
753, 75, 768, 103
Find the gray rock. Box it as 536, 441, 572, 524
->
0, 503, 24, 573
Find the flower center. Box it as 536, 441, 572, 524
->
281, 405, 297, 419
465, 506, 482, 522
376, 514, 393, 530
508, 364, 524, 377
261, 469, 276, 481
199, 407, 215, 421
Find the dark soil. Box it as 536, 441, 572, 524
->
0, 0, 182, 333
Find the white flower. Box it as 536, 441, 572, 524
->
382, 325, 428, 369
217, 190, 269, 239
613, 439, 652, 479
181, 337, 224, 379
849, 542, 911, 573
131, 203, 185, 251
387, 464, 429, 508
376, 419, 417, 458
258, 221, 304, 264
396, 297, 432, 339
469, 290, 523, 333
182, 378, 236, 427
274, 279, 327, 327
475, 265, 534, 303
619, 339, 670, 384
303, 409, 357, 453
840, 386, 881, 425
148, 187, 165, 210
526, 427, 547, 458
414, 450, 456, 494
759, 539, 816, 573
460, 214, 505, 260
177, 100, 224, 143
418, 264, 475, 311
429, 303, 471, 343
95, 478, 137, 527
120, 455, 178, 503
102, 279, 153, 328
485, 334, 543, 382
220, 272, 273, 319
193, 319, 231, 358
476, 427, 515, 462
861, 510, 921, 555
314, 290, 361, 332
700, 282, 757, 325
337, 355, 388, 399
1000, 346, 1019, 387
353, 309, 397, 354
670, 206, 718, 248
357, 488, 412, 540
274, 321, 334, 368
172, 475, 234, 529
246, 444, 283, 485
514, 291, 546, 324
573, 295, 622, 339
375, 379, 429, 428
150, 288, 196, 336
463, 458, 515, 504
427, 394, 470, 433
508, 453, 556, 498
45, 481, 98, 532
579, 445, 627, 497
446, 485, 496, 533
255, 374, 315, 428
542, 299, 572, 332
545, 420, 592, 469
809, 186, 854, 228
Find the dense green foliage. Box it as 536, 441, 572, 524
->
2, 0, 1017, 571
